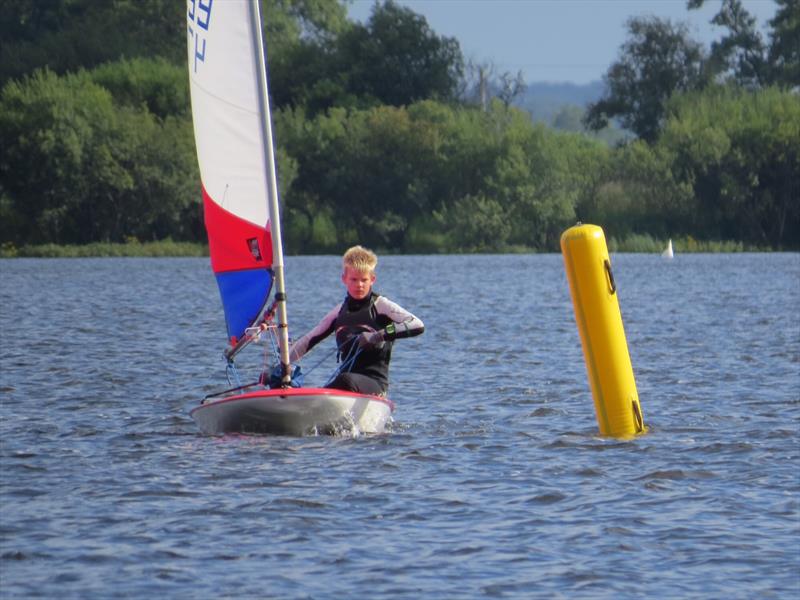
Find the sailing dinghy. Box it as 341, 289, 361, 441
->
186, 0, 393, 436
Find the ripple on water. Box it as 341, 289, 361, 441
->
1, 254, 799, 598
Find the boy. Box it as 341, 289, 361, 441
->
288, 245, 424, 396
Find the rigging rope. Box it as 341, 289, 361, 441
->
227, 317, 364, 389
225, 359, 242, 388
324, 342, 362, 387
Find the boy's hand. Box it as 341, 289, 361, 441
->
357, 330, 385, 350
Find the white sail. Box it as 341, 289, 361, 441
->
662, 239, 674, 259
187, 0, 270, 227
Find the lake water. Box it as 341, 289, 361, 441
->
1, 253, 798, 598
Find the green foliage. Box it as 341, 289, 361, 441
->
0, 0, 795, 255
0, 0, 185, 86
585, 16, 708, 143
89, 57, 190, 120
659, 85, 800, 248
585, 140, 694, 240
270, 0, 463, 114
265, 0, 355, 112
339, 0, 464, 107
691, 0, 799, 88
0, 191, 24, 244
277, 100, 608, 253
405, 215, 451, 253
0, 66, 200, 245
607, 233, 746, 253
439, 194, 511, 252
589, 0, 799, 148
552, 104, 630, 146
0, 239, 207, 258
309, 209, 339, 252
607, 233, 664, 253
707, 0, 769, 87
767, 0, 800, 87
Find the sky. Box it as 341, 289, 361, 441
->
347, 0, 779, 85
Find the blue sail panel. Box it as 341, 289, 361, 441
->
216, 269, 274, 343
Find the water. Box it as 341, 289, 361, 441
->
1, 253, 798, 599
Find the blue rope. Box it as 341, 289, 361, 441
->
250, 330, 362, 388
225, 359, 242, 388
324, 343, 362, 387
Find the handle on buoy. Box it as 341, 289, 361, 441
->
632, 400, 644, 433
604, 259, 616, 295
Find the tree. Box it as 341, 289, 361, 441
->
660, 85, 800, 248
0, 0, 351, 103
264, 0, 353, 111
689, 0, 768, 87
688, 0, 799, 88
461, 61, 527, 111
314, 104, 442, 248
269, 1, 464, 115
0, 0, 185, 86
89, 57, 190, 121
767, 0, 800, 88
442, 194, 511, 251
497, 70, 527, 108
585, 140, 693, 240
0, 68, 199, 245
462, 61, 496, 110
266, 0, 350, 42
337, 0, 464, 107
584, 16, 707, 143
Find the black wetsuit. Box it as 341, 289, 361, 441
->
289, 291, 424, 395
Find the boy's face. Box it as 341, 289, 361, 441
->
342, 267, 375, 300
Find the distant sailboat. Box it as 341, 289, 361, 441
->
662, 239, 674, 259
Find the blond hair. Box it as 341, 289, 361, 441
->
342, 245, 377, 274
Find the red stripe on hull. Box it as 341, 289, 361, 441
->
195, 387, 395, 412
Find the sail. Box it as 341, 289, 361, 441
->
186, 0, 274, 343
662, 239, 674, 259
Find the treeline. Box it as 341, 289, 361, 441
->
0, 0, 797, 253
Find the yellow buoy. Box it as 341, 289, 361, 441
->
560, 224, 645, 438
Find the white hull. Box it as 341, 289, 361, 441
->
191, 387, 394, 436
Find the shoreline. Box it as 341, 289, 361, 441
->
0, 238, 782, 258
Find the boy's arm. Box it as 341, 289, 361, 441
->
289, 304, 340, 362
374, 296, 425, 340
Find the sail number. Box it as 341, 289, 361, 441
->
187, 0, 213, 73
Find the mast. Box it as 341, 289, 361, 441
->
248, 0, 292, 386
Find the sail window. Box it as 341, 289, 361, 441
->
248, 238, 262, 261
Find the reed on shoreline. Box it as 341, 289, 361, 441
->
1, 233, 770, 258
0, 239, 208, 258
607, 234, 752, 253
